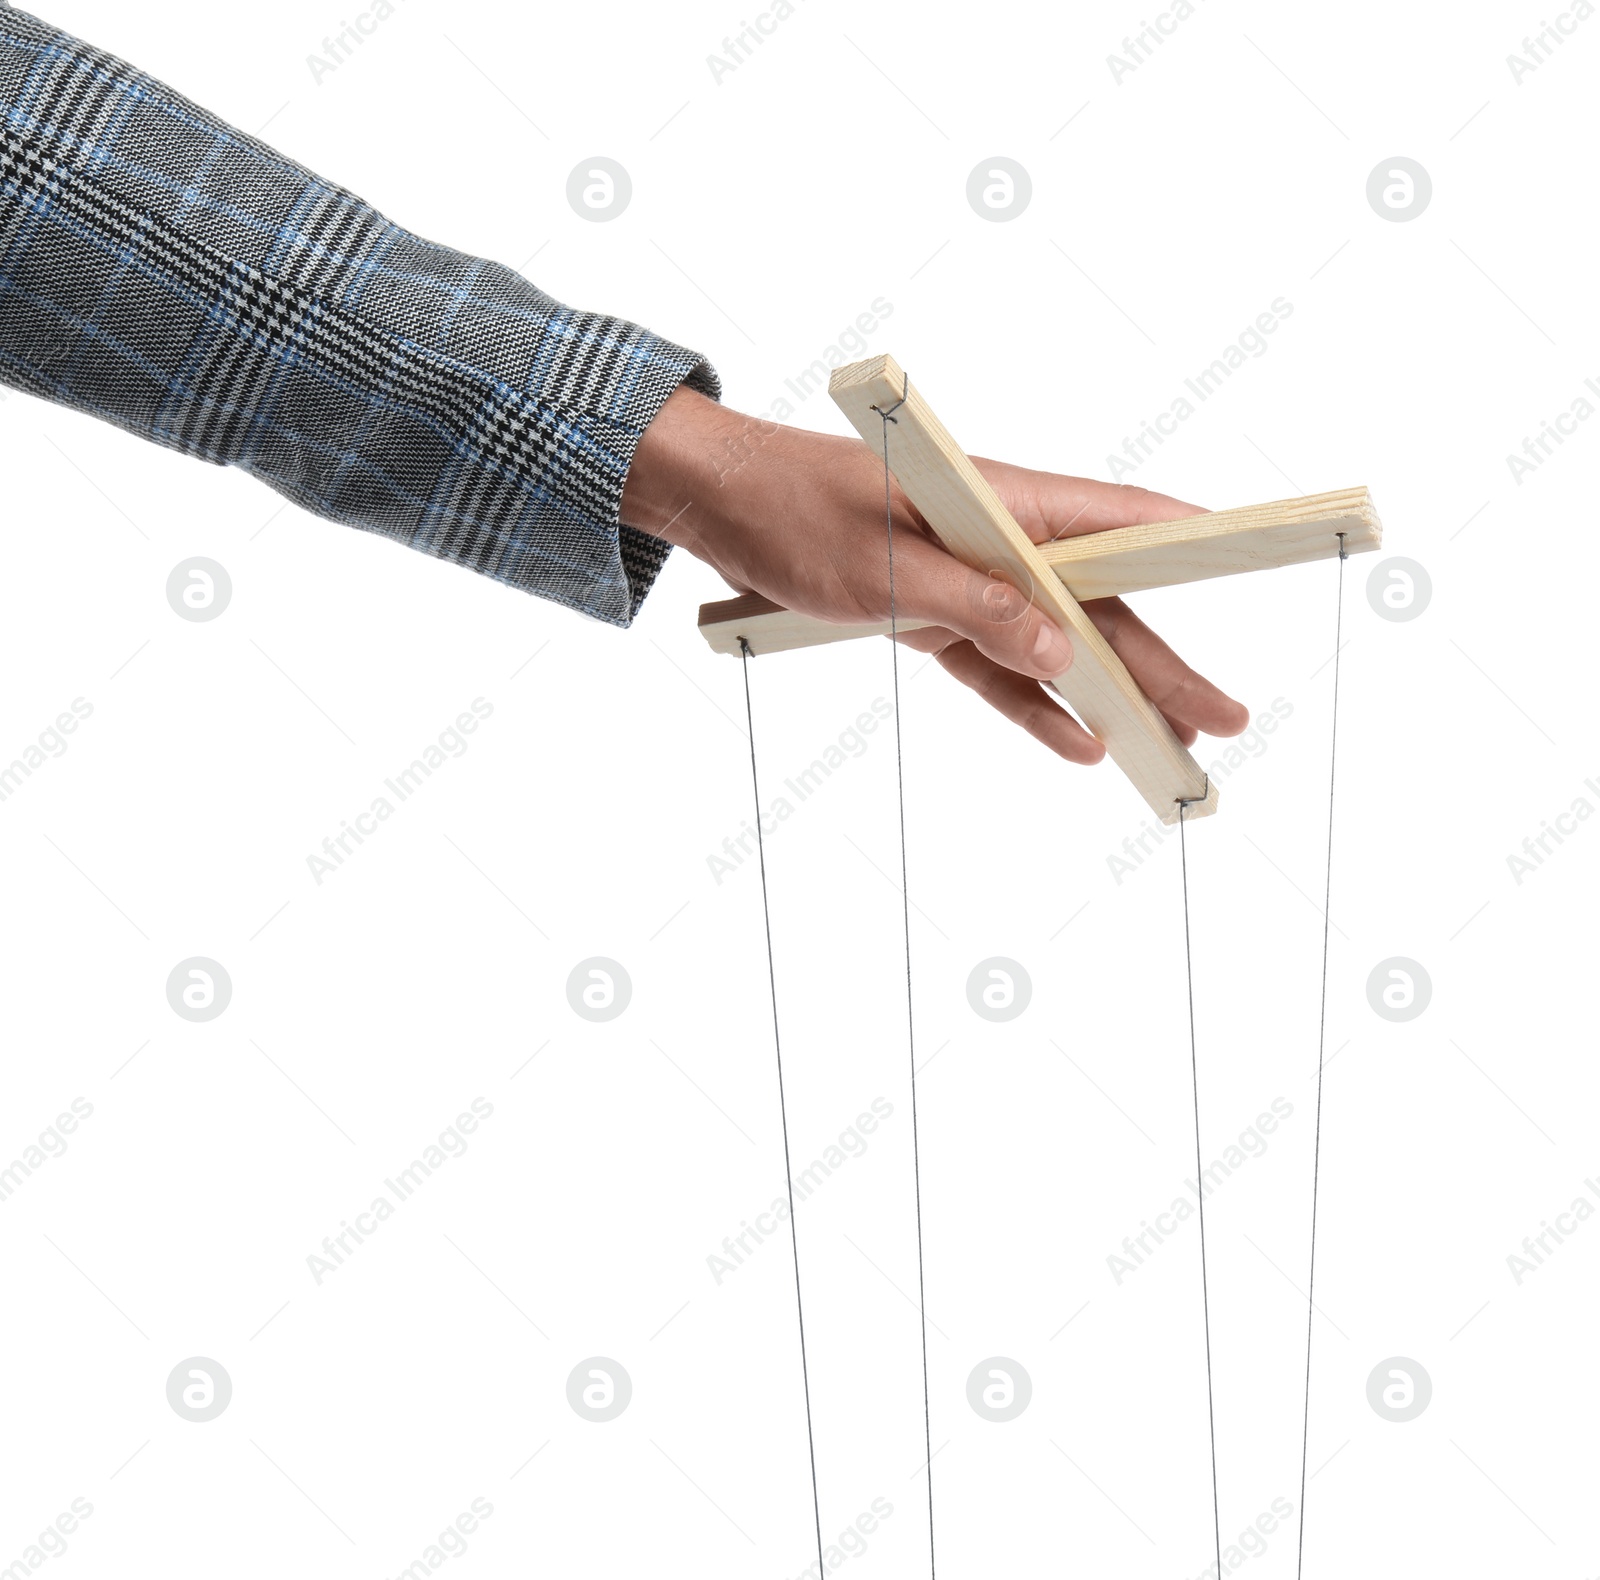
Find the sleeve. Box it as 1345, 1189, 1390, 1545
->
0, 4, 720, 625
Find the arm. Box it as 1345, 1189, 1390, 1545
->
0, 3, 713, 625
0, 4, 1246, 760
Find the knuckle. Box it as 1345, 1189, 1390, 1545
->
1113, 482, 1158, 519
965, 575, 1030, 631
1091, 598, 1124, 643
969, 663, 1012, 710
1153, 670, 1199, 713
1020, 695, 1057, 736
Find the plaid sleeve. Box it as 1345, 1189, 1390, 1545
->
0, 6, 719, 625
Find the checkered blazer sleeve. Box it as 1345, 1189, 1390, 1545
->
0, 4, 720, 625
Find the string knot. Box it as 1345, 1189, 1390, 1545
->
870, 372, 910, 426
1176, 776, 1212, 816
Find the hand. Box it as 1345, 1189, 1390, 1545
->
622, 386, 1250, 763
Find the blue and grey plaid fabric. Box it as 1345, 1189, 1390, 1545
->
0, 5, 719, 624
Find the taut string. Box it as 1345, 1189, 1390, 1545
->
1178, 786, 1222, 1580
872, 376, 938, 1578
738, 636, 826, 1579
1296, 533, 1348, 1576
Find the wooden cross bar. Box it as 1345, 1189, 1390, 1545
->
697, 354, 1382, 824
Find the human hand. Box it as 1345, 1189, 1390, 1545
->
623, 386, 1250, 763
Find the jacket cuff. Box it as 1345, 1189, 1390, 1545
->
509, 315, 720, 627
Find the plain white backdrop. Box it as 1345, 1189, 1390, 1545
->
2, 0, 1596, 1575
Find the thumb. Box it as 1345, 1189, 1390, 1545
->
887, 532, 1075, 683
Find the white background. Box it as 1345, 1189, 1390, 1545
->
2, 0, 1596, 1576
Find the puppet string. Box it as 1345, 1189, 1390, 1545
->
873, 378, 938, 1579
1296, 532, 1347, 1577
1178, 788, 1223, 1580
738, 635, 826, 1580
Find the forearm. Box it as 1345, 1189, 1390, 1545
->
0, 3, 717, 624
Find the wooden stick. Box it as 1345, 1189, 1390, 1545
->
699, 486, 1381, 657
823, 355, 1219, 824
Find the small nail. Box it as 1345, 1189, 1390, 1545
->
1031, 621, 1073, 676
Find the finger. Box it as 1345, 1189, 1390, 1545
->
929, 638, 1106, 764
900, 622, 1202, 752
1162, 711, 1200, 749
882, 531, 1076, 684
974, 460, 1208, 545
1084, 597, 1250, 737
890, 624, 961, 655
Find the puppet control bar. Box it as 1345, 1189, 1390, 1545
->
697, 354, 1382, 824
